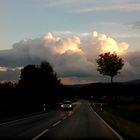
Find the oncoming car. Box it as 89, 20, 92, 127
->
60, 100, 73, 110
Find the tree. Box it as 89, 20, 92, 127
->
18, 61, 61, 102
19, 65, 40, 90
96, 52, 124, 83
39, 61, 61, 88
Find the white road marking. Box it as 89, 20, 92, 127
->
63, 116, 67, 120
32, 118, 64, 140
0, 112, 49, 126
32, 129, 48, 140
90, 104, 123, 140
52, 120, 61, 127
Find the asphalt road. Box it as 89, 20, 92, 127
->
0, 100, 122, 140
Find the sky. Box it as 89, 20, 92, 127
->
0, 0, 140, 84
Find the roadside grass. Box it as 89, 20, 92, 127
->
0, 105, 58, 124
91, 104, 140, 139
104, 105, 140, 125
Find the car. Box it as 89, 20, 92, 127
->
60, 100, 73, 110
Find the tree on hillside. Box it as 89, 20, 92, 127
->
96, 52, 124, 83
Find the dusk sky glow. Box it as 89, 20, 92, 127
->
0, 0, 140, 84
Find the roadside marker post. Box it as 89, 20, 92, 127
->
43, 104, 46, 112
100, 104, 103, 112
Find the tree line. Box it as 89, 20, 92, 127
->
0, 52, 125, 103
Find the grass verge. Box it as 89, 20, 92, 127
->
0, 105, 58, 124
91, 104, 140, 139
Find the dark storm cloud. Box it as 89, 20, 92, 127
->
0, 32, 139, 83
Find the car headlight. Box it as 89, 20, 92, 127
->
69, 105, 72, 107
61, 105, 64, 108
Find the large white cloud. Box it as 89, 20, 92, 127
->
91, 32, 128, 54
43, 33, 82, 54
0, 31, 139, 84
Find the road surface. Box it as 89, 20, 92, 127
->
0, 100, 122, 140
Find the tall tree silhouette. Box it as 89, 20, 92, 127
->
18, 61, 61, 102
39, 61, 60, 88
96, 52, 124, 83
19, 65, 40, 90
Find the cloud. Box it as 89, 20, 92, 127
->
54, 51, 95, 77
0, 66, 21, 80
70, 0, 140, 13
126, 21, 140, 30
74, 3, 140, 13
53, 31, 73, 36
43, 33, 81, 54
112, 33, 140, 39
79, 32, 128, 63
0, 67, 7, 72
92, 32, 128, 54
0, 66, 22, 72
60, 77, 96, 85
53, 31, 90, 37
1, 31, 140, 84
45, 0, 96, 8
125, 51, 140, 74
44, 0, 140, 13
114, 51, 140, 82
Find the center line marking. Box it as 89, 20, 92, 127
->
32, 129, 48, 140
52, 120, 61, 127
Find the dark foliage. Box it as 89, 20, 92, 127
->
0, 60, 139, 122
0, 61, 63, 120
18, 61, 61, 103
96, 52, 124, 83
